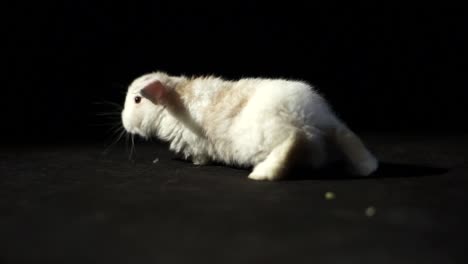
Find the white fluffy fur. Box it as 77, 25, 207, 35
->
121, 72, 378, 180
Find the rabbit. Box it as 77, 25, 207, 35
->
121, 71, 378, 181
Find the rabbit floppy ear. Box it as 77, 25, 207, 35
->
140, 80, 167, 105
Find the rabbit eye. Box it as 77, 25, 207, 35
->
134, 96, 142, 104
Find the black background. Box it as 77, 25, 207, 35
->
4, 2, 467, 144
3, 3, 468, 263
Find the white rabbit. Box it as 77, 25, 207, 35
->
121, 71, 378, 181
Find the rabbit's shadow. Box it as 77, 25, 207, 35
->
286, 161, 449, 181
172, 155, 449, 180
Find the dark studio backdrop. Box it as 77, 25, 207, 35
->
3, 2, 467, 144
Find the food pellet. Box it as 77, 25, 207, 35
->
365, 206, 376, 217
325, 192, 335, 200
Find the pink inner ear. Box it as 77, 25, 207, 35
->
140, 80, 166, 104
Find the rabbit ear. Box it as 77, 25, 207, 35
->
140, 80, 167, 105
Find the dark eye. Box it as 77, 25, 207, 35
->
134, 96, 142, 104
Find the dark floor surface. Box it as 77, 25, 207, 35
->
1, 133, 468, 263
